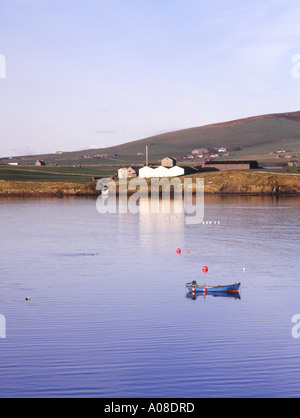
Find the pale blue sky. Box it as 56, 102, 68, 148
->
0, 0, 300, 157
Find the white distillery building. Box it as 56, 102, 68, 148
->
138, 166, 155, 178
168, 166, 185, 177
139, 165, 185, 178
152, 166, 170, 178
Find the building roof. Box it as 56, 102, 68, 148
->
205, 160, 258, 165
118, 166, 139, 171
162, 156, 177, 161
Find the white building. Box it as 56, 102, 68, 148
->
138, 166, 155, 179
139, 165, 186, 178
169, 166, 185, 177
152, 166, 170, 178
118, 167, 139, 179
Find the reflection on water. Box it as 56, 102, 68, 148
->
139, 199, 185, 250
186, 291, 241, 300
0, 196, 300, 398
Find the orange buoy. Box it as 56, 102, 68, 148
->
26, 297, 31, 302
187, 250, 190, 254
176, 248, 181, 254
202, 266, 208, 273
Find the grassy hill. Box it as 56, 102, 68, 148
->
2, 110, 300, 166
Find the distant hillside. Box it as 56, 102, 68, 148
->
2, 110, 300, 166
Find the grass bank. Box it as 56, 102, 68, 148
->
188, 171, 300, 195
0, 171, 300, 197
0, 180, 98, 197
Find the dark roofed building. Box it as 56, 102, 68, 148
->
180, 166, 199, 175
204, 160, 259, 171
35, 160, 46, 166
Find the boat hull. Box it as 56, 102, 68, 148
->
186, 291, 241, 299
186, 282, 241, 293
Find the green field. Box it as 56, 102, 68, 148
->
0, 166, 118, 183
1, 163, 299, 186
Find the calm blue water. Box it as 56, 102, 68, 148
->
0, 195, 300, 398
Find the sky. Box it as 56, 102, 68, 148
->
0, 0, 300, 157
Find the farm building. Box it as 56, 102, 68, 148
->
35, 160, 46, 166
192, 148, 209, 156
204, 160, 259, 171
118, 166, 139, 179
288, 160, 299, 167
179, 166, 199, 175
161, 157, 177, 167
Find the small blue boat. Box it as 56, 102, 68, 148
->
186, 291, 241, 300
186, 281, 241, 294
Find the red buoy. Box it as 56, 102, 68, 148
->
176, 248, 181, 254
202, 266, 208, 273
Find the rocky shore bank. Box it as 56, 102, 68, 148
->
0, 171, 300, 197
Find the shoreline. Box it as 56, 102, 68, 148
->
1, 171, 300, 197
0, 180, 98, 197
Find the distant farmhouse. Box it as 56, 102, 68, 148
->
161, 157, 177, 167
118, 166, 139, 179
35, 160, 46, 166
288, 160, 299, 167
192, 148, 209, 156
